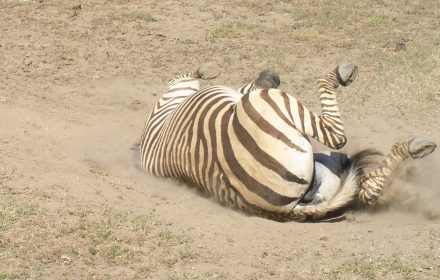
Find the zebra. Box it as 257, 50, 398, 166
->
140, 62, 436, 222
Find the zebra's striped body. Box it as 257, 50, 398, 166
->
140, 63, 436, 221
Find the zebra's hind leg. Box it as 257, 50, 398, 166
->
358, 138, 436, 206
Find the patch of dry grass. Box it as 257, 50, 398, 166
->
0, 202, 42, 229
167, 271, 224, 280
118, 11, 156, 22
0, 187, 204, 278
0, 270, 31, 280
208, 22, 247, 39
327, 256, 439, 280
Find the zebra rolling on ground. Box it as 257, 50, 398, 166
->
140, 62, 436, 222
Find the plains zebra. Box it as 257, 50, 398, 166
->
140, 63, 436, 221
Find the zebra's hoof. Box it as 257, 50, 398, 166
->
408, 138, 436, 159
335, 63, 358, 86
255, 70, 280, 89
196, 61, 221, 80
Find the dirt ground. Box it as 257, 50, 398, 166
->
1, 0, 440, 279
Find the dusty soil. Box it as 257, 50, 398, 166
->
1, 0, 440, 279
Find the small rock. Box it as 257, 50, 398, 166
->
396, 39, 407, 51
128, 99, 144, 111
60, 255, 71, 264
72, 4, 82, 17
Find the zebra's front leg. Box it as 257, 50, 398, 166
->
358, 138, 436, 205
297, 63, 358, 149
238, 70, 281, 94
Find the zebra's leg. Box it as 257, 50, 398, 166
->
313, 63, 358, 150
358, 138, 436, 205
238, 70, 281, 95
286, 63, 358, 150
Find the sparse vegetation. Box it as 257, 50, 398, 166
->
368, 15, 390, 26
208, 22, 246, 39
132, 213, 154, 235
0, 270, 31, 280
0, 195, 202, 278
101, 243, 135, 260
120, 11, 156, 22
168, 271, 224, 280
328, 257, 422, 280
0, 200, 43, 230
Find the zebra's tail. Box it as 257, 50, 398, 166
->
289, 149, 381, 221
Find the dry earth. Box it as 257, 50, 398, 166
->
1, 0, 440, 279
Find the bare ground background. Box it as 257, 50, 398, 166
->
1, 0, 440, 279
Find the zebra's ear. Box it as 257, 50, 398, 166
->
335, 63, 358, 86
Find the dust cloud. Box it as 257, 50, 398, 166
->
378, 153, 440, 220
77, 123, 216, 207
